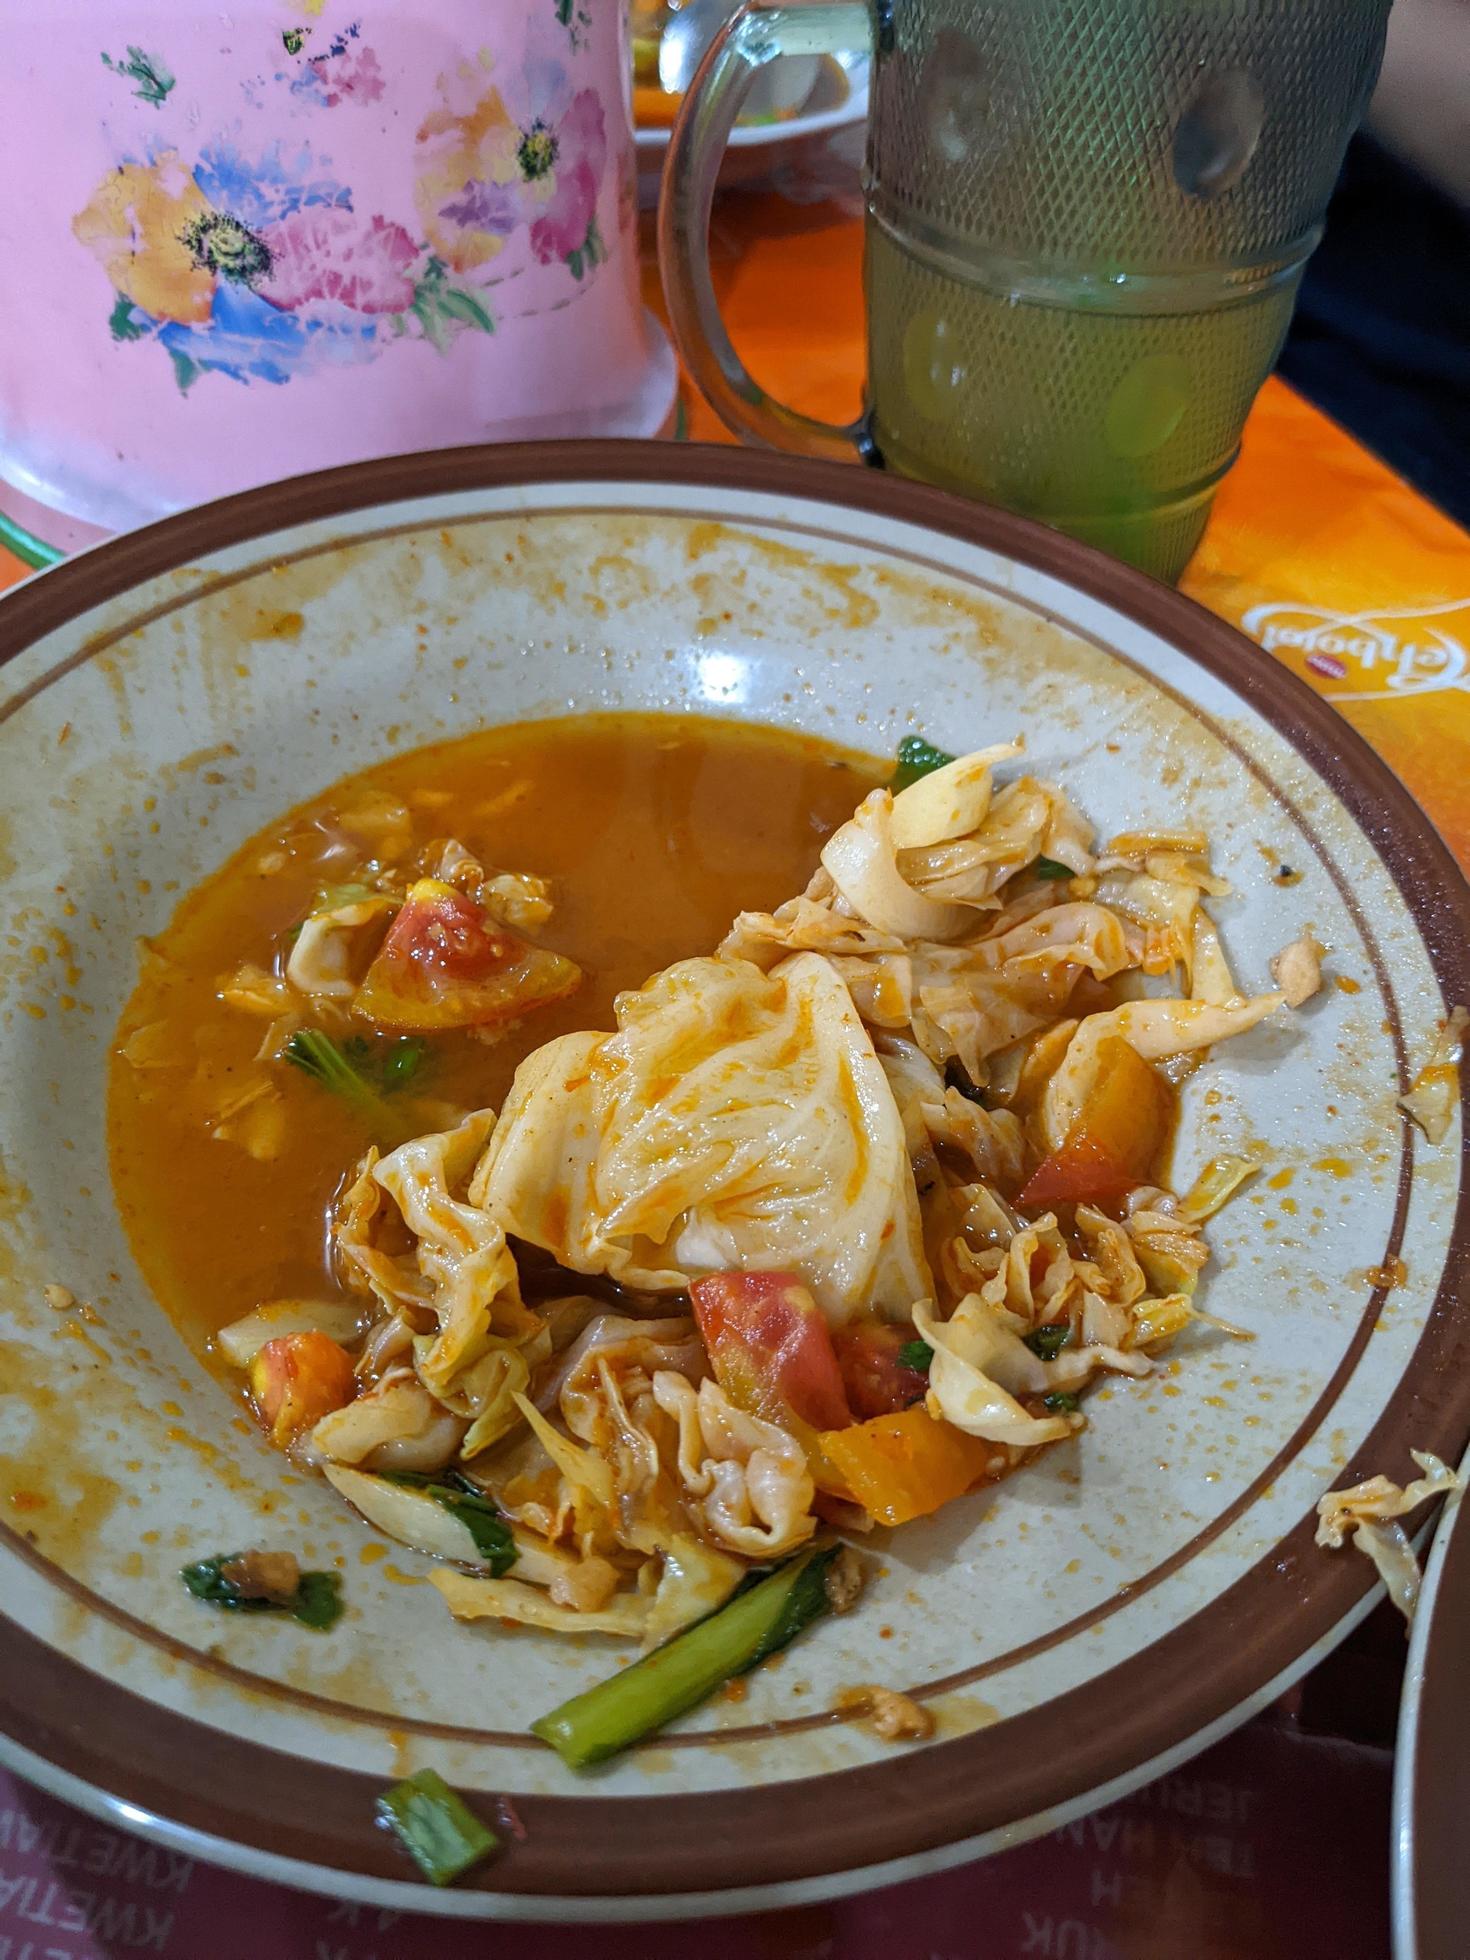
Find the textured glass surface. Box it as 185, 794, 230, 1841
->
863, 0, 1390, 579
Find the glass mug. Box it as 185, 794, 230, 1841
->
660, 0, 1391, 583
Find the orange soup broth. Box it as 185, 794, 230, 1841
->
109, 712, 883, 1367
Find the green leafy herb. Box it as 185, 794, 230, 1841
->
891, 736, 957, 793
898, 1340, 934, 1373
378, 1037, 428, 1090
379, 1470, 517, 1575
283, 1029, 426, 1134
339, 1032, 429, 1087
532, 1546, 838, 1769
180, 1555, 344, 1631
1033, 857, 1073, 880
1043, 1390, 1080, 1413
285, 1028, 398, 1130
292, 1570, 346, 1629
376, 1768, 498, 1886
1023, 1323, 1071, 1362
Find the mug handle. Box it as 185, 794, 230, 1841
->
658, 0, 874, 460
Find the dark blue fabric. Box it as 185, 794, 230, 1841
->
1278, 134, 1470, 528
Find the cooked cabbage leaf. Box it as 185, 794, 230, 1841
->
472, 953, 931, 1324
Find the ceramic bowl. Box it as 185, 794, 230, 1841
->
635, 51, 869, 203
1, 443, 1466, 1920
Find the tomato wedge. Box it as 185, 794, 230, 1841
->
691, 1272, 852, 1432
354, 878, 580, 1033
1018, 1035, 1175, 1209
833, 1322, 929, 1420
249, 1331, 356, 1448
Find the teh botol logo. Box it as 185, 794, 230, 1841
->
1240, 598, 1470, 699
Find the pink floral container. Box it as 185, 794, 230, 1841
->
0, 1, 676, 535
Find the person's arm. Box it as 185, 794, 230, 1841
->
1368, 0, 1470, 205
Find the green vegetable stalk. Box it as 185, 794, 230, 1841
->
376, 1768, 498, 1886
532, 1545, 838, 1770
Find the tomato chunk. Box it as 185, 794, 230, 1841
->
691, 1272, 852, 1432
249, 1331, 356, 1448
833, 1322, 929, 1420
354, 878, 580, 1032
817, 1405, 996, 1527
1019, 1036, 1174, 1209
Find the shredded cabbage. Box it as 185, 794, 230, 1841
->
1398, 1006, 1468, 1145
285, 893, 394, 1001
1270, 934, 1325, 1008
216, 1297, 365, 1368
913, 1298, 1074, 1446
822, 789, 972, 940
311, 1370, 466, 1473
651, 1373, 817, 1558
511, 1392, 616, 1509
1040, 995, 1285, 1150
888, 741, 1022, 849
474, 953, 931, 1324
372, 1112, 539, 1395
429, 1567, 649, 1638
1316, 1449, 1462, 1622
1177, 1156, 1260, 1223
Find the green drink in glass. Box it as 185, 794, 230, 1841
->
661, 0, 1390, 584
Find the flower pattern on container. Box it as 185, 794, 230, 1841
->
77, 19, 610, 393
517, 86, 607, 274
74, 138, 496, 391
257, 208, 418, 313
414, 64, 524, 273
73, 152, 216, 326
284, 21, 387, 109
100, 44, 175, 106
416, 27, 608, 281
